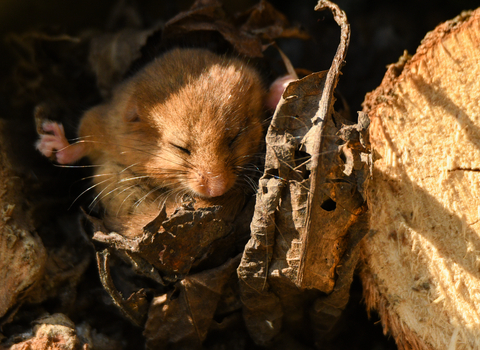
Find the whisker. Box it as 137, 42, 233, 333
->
69, 172, 119, 188
237, 175, 259, 194
118, 175, 151, 183
54, 163, 104, 169
96, 183, 134, 206
69, 177, 115, 209
119, 162, 141, 173
89, 179, 121, 210
116, 188, 140, 217
233, 165, 263, 174
153, 187, 177, 205
134, 185, 166, 208
87, 171, 151, 211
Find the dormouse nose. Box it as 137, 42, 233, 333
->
193, 171, 235, 198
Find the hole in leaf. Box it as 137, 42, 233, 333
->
295, 149, 311, 179
321, 197, 336, 211
170, 288, 181, 300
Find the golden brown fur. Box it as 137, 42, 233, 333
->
77, 48, 266, 235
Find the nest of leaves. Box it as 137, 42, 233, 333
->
0, 1, 370, 349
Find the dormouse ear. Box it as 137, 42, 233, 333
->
265, 74, 296, 111
124, 99, 140, 122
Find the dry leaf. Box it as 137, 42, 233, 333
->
237, 0, 369, 345
235, 0, 310, 41
92, 203, 234, 279
144, 255, 241, 349
90, 202, 235, 326
1, 0, 372, 348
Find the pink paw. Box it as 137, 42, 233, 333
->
36, 122, 85, 164
265, 74, 296, 111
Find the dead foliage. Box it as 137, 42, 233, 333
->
0, 0, 370, 349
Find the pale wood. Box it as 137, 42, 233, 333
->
362, 8, 480, 350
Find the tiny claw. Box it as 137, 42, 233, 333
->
35, 121, 85, 164
41, 121, 65, 136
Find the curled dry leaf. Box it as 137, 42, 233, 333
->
361, 8, 480, 350
90, 202, 236, 327
237, 0, 369, 345
162, 0, 263, 57
144, 255, 241, 350
95, 250, 151, 327
235, 0, 311, 41
92, 202, 233, 279
161, 0, 308, 58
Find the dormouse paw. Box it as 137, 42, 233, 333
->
36, 121, 83, 164
265, 74, 296, 111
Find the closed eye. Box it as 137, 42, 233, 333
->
228, 132, 241, 148
171, 143, 191, 155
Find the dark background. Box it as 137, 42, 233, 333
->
0, 0, 478, 349
1, 0, 478, 111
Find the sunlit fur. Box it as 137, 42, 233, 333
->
76, 48, 265, 232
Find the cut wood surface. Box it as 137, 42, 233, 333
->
362, 8, 480, 350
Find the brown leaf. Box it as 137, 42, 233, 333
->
144, 255, 241, 350
236, 0, 310, 41
96, 250, 150, 327
296, 0, 355, 291
92, 204, 234, 280
90, 203, 237, 327
162, 0, 263, 57
237, 0, 369, 345
160, 0, 309, 59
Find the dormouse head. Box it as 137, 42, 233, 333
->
117, 48, 266, 199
